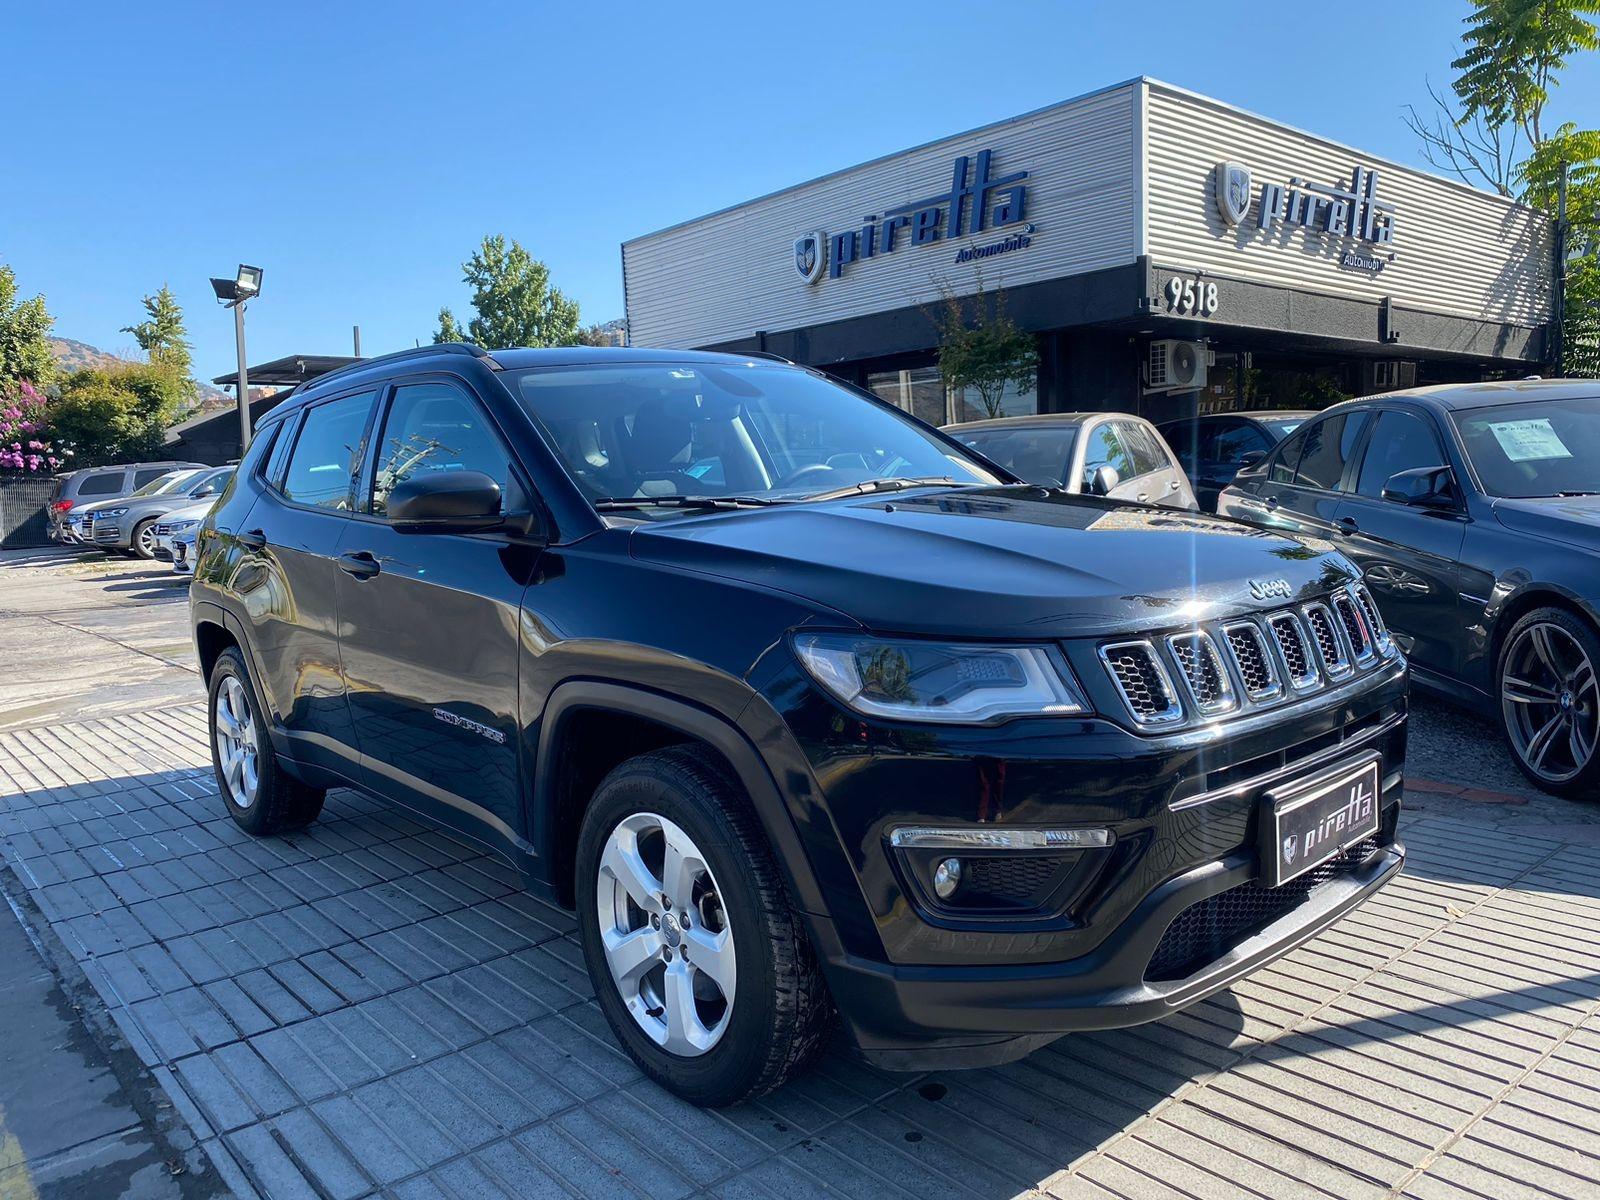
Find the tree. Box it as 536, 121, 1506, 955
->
1406, 1, 1600, 375
0, 266, 56, 390
121, 284, 194, 379
433, 307, 469, 344
438, 235, 581, 349
928, 276, 1038, 420
50, 363, 187, 465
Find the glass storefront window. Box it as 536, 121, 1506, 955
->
866, 364, 1038, 426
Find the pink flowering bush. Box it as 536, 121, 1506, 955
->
0, 381, 67, 474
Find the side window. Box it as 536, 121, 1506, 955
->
282, 392, 376, 511
191, 468, 231, 496
1123, 422, 1170, 476
77, 471, 126, 497
133, 468, 169, 489
1212, 423, 1271, 463
1293, 413, 1359, 491
1267, 426, 1309, 485
1082, 422, 1136, 483
261, 418, 296, 489
1355, 410, 1448, 500
370, 382, 523, 517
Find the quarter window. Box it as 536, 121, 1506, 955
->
77, 471, 125, 497
133, 468, 169, 489
282, 392, 376, 511
1082, 422, 1137, 484
370, 383, 522, 517
1120, 422, 1171, 477
1355, 410, 1448, 500
1267, 426, 1309, 485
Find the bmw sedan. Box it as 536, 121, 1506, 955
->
1218, 380, 1600, 797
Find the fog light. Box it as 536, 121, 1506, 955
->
933, 858, 962, 900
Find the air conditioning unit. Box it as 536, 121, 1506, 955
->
1372, 360, 1417, 391
1147, 339, 1208, 392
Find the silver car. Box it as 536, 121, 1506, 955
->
944, 412, 1199, 510
77, 466, 234, 558
150, 498, 215, 572
47, 459, 205, 542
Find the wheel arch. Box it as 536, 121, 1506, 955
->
1489, 583, 1600, 674
532, 681, 830, 918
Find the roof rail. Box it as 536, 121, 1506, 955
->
743, 350, 795, 365
304, 342, 498, 390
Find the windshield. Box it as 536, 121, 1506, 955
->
951, 426, 1076, 487
1454, 397, 1600, 498
505, 362, 999, 510
132, 469, 199, 497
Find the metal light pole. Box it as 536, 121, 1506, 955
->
210, 265, 263, 454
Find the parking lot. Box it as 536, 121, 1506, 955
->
3, 549, 1600, 1200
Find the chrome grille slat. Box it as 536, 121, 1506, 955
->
1223, 621, 1282, 701
1352, 583, 1394, 656
1302, 602, 1352, 678
1167, 631, 1237, 715
1268, 612, 1319, 691
1098, 641, 1183, 725
1332, 591, 1375, 664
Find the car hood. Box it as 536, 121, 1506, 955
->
1493, 496, 1600, 554
629, 486, 1357, 639
158, 499, 216, 524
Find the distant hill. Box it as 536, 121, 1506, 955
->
48, 336, 232, 411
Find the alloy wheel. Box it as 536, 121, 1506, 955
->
595, 811, 736, 1057
213, 676, 260, 809
1501, 621, 1599, 785
137, 523, 157, 556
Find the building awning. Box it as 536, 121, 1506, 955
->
211, 354, 360, 388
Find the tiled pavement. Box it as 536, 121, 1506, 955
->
3, 706, 1600, 1199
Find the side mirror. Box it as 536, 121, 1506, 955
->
389, 470, 505, 533
1237, 450, 1267, 469
1088, 464, 1120, 496
1381, 465, 1457, 509
192, 485, 216, 498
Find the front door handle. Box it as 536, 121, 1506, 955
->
337, 550, 381, 580
1264, 496, 1279, 512
238, 528, 267, 551
1336, 516, 1360, 536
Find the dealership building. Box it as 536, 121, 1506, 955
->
622, 78, 1556, 425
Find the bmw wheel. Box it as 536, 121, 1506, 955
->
575, 746, 833, 1105
1498, 607, 1600, 798
208, 647, 327, 833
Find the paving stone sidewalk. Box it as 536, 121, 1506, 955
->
2, 703, 1599, 1200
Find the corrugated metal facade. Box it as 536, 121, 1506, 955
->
1144, 84, 1553, 328
623, 83, 1140, 350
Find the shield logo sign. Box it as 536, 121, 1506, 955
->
794, 231, 826, 284
1213, 161, 1252, 226
1282, 836, 1298, 865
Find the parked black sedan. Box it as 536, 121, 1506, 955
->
1157, 410, 1313, 511
1218, 380, 1600, 797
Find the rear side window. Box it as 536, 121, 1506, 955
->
282, 392, 376, 510
1208, 422, 1271, 463
260, 419, 296, 489
369, 382, 523, 517
133, 468, 169, 489
1293, 412, 1367, 491
1082, 422, 1137, 483
77, 471, 125, 497
1121, 422, 1171, 477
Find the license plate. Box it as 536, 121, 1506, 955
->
1263, 753, 1381, 887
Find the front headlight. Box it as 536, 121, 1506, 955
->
101, 507, 128, 518
169, 519, 199, 534
793, 633, 1087, 724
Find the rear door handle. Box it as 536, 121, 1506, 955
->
1336, 516, 1360, 535
238, 528, 267, 551
337, 550, 381, 580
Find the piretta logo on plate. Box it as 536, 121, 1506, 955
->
1266, 755, 1381, 887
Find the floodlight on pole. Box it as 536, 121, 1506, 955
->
211, 264, 263, 450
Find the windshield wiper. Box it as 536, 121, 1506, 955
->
801, 476, 969, 503
592, 495, 782, 511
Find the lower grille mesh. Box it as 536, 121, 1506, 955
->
1146, 839, 1379, 982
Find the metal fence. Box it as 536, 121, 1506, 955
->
0, 476, 55, 548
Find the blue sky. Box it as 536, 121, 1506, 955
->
5, 0, 1597, 382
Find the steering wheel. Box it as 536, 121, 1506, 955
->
776, 463, 837, 488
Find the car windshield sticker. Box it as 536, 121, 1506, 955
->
1487, 417, 1573, 463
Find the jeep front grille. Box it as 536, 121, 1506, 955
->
1098, 642, 1183, 725
1332, 591, 1374, 663
1268, 613, 1318, 690
1352, 583, 1393, 654
1167, 631, 1237, 715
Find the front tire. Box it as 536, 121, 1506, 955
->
1498, 607, 1600, 798
208, 647, 326, 833
131, 518, 158, 560
575, 746, 833, 1106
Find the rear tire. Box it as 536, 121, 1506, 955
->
208, 647, 326, 833
1497, 607, 1600, 799
575, 745, 833, 1106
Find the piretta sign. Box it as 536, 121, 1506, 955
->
1214, 160, 1397, 247
794, 149, 1031, 284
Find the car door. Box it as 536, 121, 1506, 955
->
335, 376, 535, 846
1198, 419, 1273, 511
1126, 418, 1196, 509
1332, 406, 1467, 678
1226, 410, 1366, 542
234, 389, 377, 777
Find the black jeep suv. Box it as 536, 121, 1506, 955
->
190, 344, 1407, 1105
